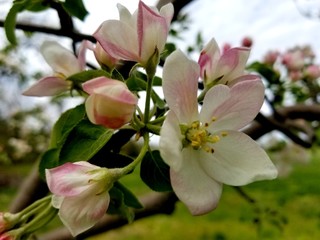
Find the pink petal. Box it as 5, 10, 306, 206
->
41, 41, 81, 76
93, 20, 139, 62
171, 148, 223, 215
200, 79, 264, 131
217, 47, 250, 84
59, 190, 110, 236
138, 1, 170, 62
46, 162, 99, 197
22, 76, 70, 96
198, 130, 278, 186
82, 77, 122, 94
162, 50, 199, 124
198, 38, 220, 81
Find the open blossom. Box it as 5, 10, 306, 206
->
82, 77, 138, 129
46, 161, 121, 236
93, 1, 174, 67
198, 38, 253, 87
23, 41, 87, 96
160, 50, 277, 215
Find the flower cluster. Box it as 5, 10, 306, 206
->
2, 0, 279, 237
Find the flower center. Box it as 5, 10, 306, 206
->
180, 118, 227, 153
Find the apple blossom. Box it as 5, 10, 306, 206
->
46, 161, 122, 236
93, 1, 174, 68
23, 41, 87, 96
304, 64, 320, 80
160, 50, 277, 215
198, 38, 252, 87
82, 77, 138, 129
282, 50, 305, 71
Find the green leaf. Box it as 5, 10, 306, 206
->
140, 150, 172, 192
26, 0, 49, 12
4, 0, 29, 45
114, 182, 143, 209
108, 184, 135, 223
61, 0, 88, 21
247, 62, 281, 84
59, 119, 114, 163
38, 148, 60, 180
50, 104, 86, 148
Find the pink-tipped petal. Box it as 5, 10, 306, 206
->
200, 79, 264, 131
46, 162, 99, 197
199, 131, 278, 186
198, 38, 220, 80
217, 47, 250, 84
138, 1, 169, 61
22, 76, 70, 96
94, 20, 139, 62
162, 50, 199, 123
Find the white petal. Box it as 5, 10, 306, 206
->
199, 130, 278, 186
200, 79, 264, 131
41, 41, 81, 76
162, 50, 199, 123
159, 111, 184, 171
171, 148, 223, 215
59, 190, 109, 236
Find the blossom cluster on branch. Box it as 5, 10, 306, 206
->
0, 1, 279, 239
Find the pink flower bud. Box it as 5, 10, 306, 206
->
83, 77, 138, 129
241, 36, 253, 48
91, 42, 120, 70
282, 50, 305, 71
263, 50, 279, 65
304, 64, 320, 80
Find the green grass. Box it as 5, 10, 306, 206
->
1, 154, 320, 239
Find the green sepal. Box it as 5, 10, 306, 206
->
140, 150, 172, 192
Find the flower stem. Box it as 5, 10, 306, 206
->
144, 73, 155, 124
120, 133, 149, 175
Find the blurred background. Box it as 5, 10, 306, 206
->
1, 0, 320, 239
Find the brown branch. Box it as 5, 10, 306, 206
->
38, 192, 178, 240
0, 20, 95, 43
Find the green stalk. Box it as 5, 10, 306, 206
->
120, 133, 149, 175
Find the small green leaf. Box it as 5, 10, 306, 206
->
59, 119, 113, 163
50, 104, 86, 148
26, 0, 49, 12
38, 148, 60, 180
140, 150, 172, 192
108, 184, 135, 223
247, 62, 281, 84
4, 0, 29, 45
61, 0, 88, 21
114, 182, 143, 209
